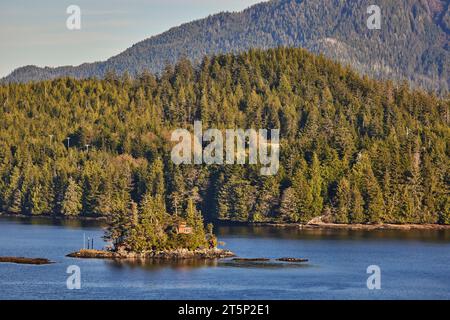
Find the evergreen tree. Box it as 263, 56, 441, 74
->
61, 178, 82, 216
334, 177, 350, 223
309, 153, 323, 217
350, 184, 365, 223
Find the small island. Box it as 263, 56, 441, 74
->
0, 257, 53, 265
67, 248, 234, 260
68, 196, 234, 260
276, 257, 308, 263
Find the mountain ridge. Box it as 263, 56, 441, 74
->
2, 0, 449, 93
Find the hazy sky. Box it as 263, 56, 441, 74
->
0, 0, 264, 77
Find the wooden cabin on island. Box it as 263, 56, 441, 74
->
176, 221, 192, 234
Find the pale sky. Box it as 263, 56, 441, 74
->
0, 0, 264, 78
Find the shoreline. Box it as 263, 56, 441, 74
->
2, 213, 449, 231
0, 212, 107, 222
258, 222, 450, 231
67, 248, 235, 260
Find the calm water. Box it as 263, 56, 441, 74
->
0, 216, 449, 300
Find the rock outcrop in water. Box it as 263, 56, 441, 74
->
276, 257, 309, 263
232, 258, 270, 262
0, 256, 53, 265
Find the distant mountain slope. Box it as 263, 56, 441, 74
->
2, 0, 449, 92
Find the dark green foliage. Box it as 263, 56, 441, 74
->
124, 194, 169, 252
0, 47, 448, 229
61, 178, 82, 216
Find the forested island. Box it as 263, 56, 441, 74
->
0, 47, 449, 237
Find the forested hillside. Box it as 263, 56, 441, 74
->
3, 0, 449, 93
0, 48, 449, 224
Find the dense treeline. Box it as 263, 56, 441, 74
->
0, 47, 449, 226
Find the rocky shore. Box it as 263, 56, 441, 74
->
256, 220, 450, 231
67, 248, 235, 260
303, 222, 450, 231
3, 213, 448, 230
0, 212, 107, 221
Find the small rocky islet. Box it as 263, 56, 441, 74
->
276, 257, 309, 263
232, 257, 308, 263
0, 256, 54, 265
